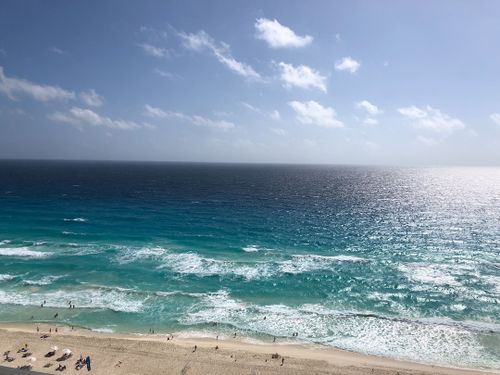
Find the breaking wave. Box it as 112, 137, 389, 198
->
278, 254, 369, 274
181, 291, 500, 368
242, 245, 261, 252
0, 274, 16, 282
398, 263, 459, 287
0, 247, 52, 258
0, 287, 144, 313
23, 275, 64, 286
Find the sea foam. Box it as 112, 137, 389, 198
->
0, 247, 52, 258
0, 288, 144, 313
0, 274, 16, 282
278, 254, 368, 274
23, 275, 64, 286
181, 291, 498, 368
398, 263, 459, 287
242, 245, 261, 252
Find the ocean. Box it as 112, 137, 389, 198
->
0, 160, 499, 368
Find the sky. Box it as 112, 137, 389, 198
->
0, 0, 499, 165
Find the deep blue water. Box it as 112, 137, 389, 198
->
0, 160, 499, 368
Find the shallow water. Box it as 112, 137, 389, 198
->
0, 161, 499, 368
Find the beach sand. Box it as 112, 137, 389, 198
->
0, 323, 497, 375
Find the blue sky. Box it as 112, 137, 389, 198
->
1, 0, 499, 165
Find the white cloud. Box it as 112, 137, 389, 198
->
270, 110, 281, 121
0, 66, 75, 102
356, 100, 382, 126
153, 68, 181, 80
49, 107, 140, 130
289, 100, 343, 129
398, 105, 465, 133
138, 43, 169, 58
356, 100, 382, 116
278, 62, 327, 92
254, 18, 313, 48
51, 47, 65, 55
398, 105, 427, 119
490, 113, 500, 126
79, 89, 104, 107
335, 57, 361, 73
270, 127, 287, 136
179, 30, 260, 80
144, 104, 235, 130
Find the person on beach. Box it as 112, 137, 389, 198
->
36, 326, 39, 332
85, 355, 91, 371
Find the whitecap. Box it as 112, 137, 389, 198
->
279, 254, 368, 274
0, 240, 11, 245
116, 246, 167, 264
63, 218, 87, 222
482, 275, 500, 295
242, 245, 260, 252
158, 252, 272, 280
0, 274, 16, 282
398, 263, 459, 287
23, 275, 64, 286
0, 247, 52, 258
154, 291, 212, 298
0, 288, 144, 313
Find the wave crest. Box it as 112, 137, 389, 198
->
0, 247, 52, 258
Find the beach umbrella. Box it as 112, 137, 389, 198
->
62, 349, 71, 355
51, 346, 58, 351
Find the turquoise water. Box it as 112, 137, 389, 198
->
0, 161, 499, 368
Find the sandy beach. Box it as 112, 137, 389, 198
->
0, 323, 497, 375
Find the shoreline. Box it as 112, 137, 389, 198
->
1, 323, 498, 375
